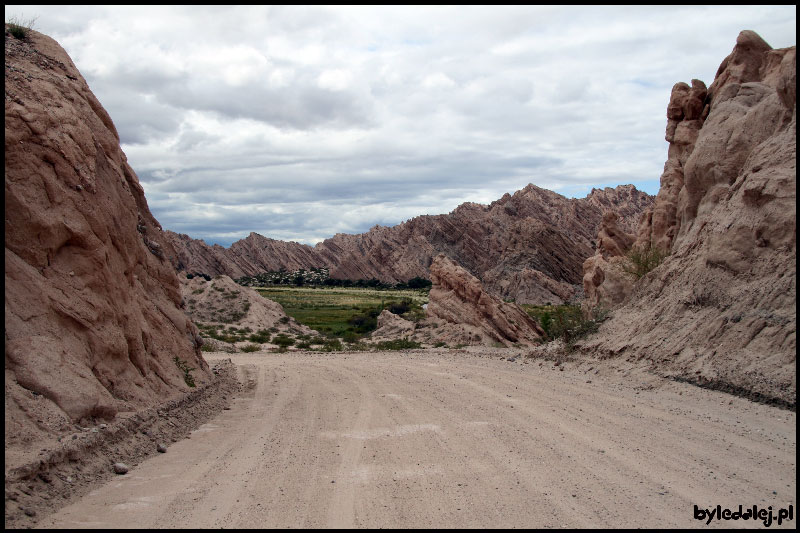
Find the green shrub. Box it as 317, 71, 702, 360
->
248, 330, 271, 343
406, 277, 432, 289
240, 344, 261, 353
348, 311, 378, 334
387, 300, 411, 315
549, 305, 604, 348
342, 330, 361, 344
321, 338, 343, 351
524, 304, 606, 348
622, 244, 668, 279
6, 15, 37, 40
173, 356, 196, 387
273, 334, 295, 348
539, 311, 553, 337
375, 338, 421, 350
348, 342, 371, 351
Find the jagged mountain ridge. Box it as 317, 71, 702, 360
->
166, 183, 653, 304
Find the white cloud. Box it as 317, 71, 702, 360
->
317, 69, 353, 91
5, 5, 796, 246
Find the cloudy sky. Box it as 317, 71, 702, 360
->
6, 5, 796, 246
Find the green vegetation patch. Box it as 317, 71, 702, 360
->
256, 286, 428, 338
522, 303, 607, 349
622, 244, 669, 279
6, 15, 37, 40
374, 338, 422, 351
197, 323, 271, 344
173, 356, 196, 387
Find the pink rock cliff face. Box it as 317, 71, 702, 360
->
581, 30, 796, 406
5, 28, 211, 447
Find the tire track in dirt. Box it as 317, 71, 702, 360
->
35, 351, 796, 529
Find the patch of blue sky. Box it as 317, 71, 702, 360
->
629, 78, 659, 89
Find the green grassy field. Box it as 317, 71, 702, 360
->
256, 286, 428, 337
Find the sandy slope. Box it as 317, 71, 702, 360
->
36, 350, 795, 529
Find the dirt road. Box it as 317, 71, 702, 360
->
37, 350, 796, 528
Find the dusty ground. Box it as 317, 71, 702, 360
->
4, 360, 240, 529
25, 348, 795, 529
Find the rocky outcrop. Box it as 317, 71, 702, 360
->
635, 79, 709, 254
168, 184, 653, 305
180, 274, 313, 336
370, 309, 416, 340
582, 212, 637, 310
165, 231, 325, 281
580, 31, 796, 406
370, 255, 545, 347
5, 27, 211, 451
424, 255, 545, 346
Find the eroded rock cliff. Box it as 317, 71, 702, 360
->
581, 31, 796, 406
5, 28, 211, 451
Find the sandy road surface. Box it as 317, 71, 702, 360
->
38, 350, 795, 529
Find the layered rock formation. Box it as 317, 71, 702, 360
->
5, 28, 211, 451
426, 255, 545, 346
371, 255, 545, 347
168, 231, 326, 281
166, 184, 653, 305
581, 31, 796, 406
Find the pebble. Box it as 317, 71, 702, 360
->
113, 463, 129, 475
24, 508, 36, 517
157, 443, 167, 453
